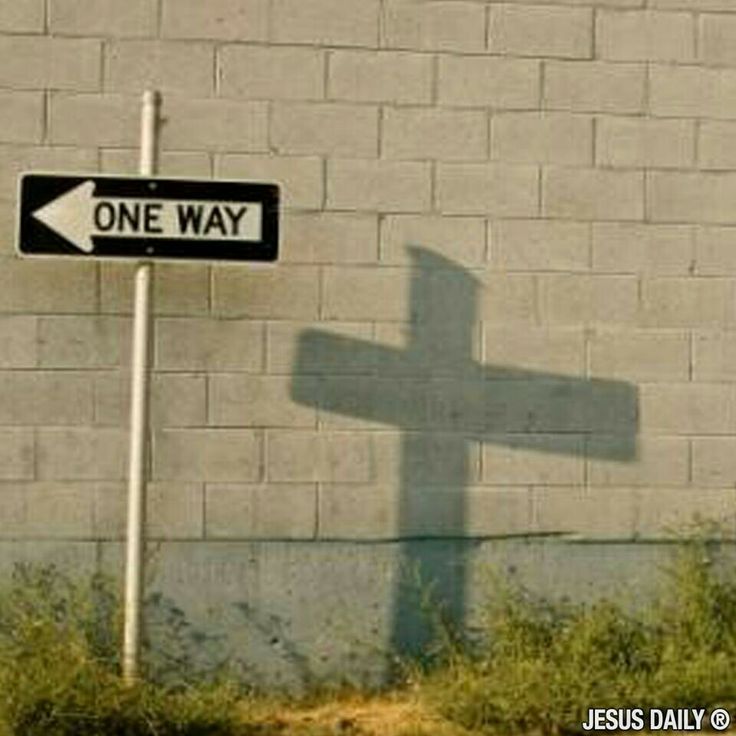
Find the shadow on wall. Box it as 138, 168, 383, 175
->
291, 246, 639, 659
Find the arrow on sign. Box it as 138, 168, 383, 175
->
31, 180, 264, 254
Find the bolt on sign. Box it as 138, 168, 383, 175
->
17, 174, 280, 262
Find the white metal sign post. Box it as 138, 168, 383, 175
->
15, 92, 279, 684
122, 89, 159, 684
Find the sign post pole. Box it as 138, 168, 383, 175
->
122, 89, 159, 684
16, 94, 278, 686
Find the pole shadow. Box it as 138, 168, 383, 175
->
291, 247, 639, 663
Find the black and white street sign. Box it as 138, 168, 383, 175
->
17, 174, 280, 262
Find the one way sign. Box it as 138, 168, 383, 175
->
17, 174, 279, 262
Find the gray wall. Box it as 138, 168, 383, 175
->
1, 0, 735, 685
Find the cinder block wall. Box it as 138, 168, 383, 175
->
2, 0, 736, 684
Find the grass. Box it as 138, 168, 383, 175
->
0, 565, 243, 736
3, 532, 736, 735
419, 534, 736, 734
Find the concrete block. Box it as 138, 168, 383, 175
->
589, 438, 688, 487
489, 5, 592, 59
307, 376, 441, 430
327, 159, 431, 212
328, 50, 432, 104
650, 65, 736, 119
0, 144, 97, 201
492, 112, 593, 166
150, 374, 208, 428
326, 483, 530, 538
404, 486, 532, 537
162, 0, 268, 41
438, 56, 540, 108
436, 163, 538, 216
101, 149, 212, 177
273, 0, 379, 47
589, 330, 690, 381
544, 61, 645, 113
693, 438, 736, 486
597, 10, 694, 61
161, 98, 268, 153
0, 430, 34, 480
483, 378, 637, 434
637, 488, 736, 539
266, 430, 372, 482
533, 486, 638, 540
49, 0, 157, 36
317, 483, 398, 538
154, 429, 261, 482
150, 483, 204, 539
698, 122, 736, 171
267, 321, 374, 375
156, 318, 263, 372
0, 259, 96, 313
649, 172, 736, 224
100, 263, 209, 316
211, 265, 320, 320
0, 317, 37, 368
94, 372, 207, 428
539, 275, 638, 325
272, 102, 378, 157
463, 488, 534, 537
640, 384, 734, 434
322, 267, 409, 321
543, 167, 644, 221
38, 317, 129, 368
371, 322, 483, 375
36, 427, 126, 481
481, 274, 538, 324
281, 212, 379, 265
491, 219, 590, 272
105, 41, 215, 97
693, 332, 736, 382
383, 107, 487, 162
50, 93, 139, 146
502, 0, 643, 6
640, 278, 732, 328
0, 1, 44, 32
592, 223, 693, 276
0, 202, 15, 256
381, 215, 485, 266
0, 542, 97, 575
694, 227, 736, 274
94, 482, 205, 539
482, 435, 585, 485
0, 372, 93, 425
208, 374, 317, 428
596, 117, 694, 169
652, 0, 736, 9
0, 36, 101, 91
483, 326, 585, 375
0, 91, 43, 144
219, 45, 325, 101
382, 1, 486, 53
205, 483, 317, 539
700, 13, 736, 65
0, 483, 95, 539
215, 154, 323, 210
369, 431, 481, 485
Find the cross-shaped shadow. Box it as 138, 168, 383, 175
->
291, 247, 638, 661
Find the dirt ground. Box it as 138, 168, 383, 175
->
243, 698, 714, 736
243, 693, 473, 735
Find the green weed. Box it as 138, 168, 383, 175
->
420, 537, 736, 735
0, 564, 244, 736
